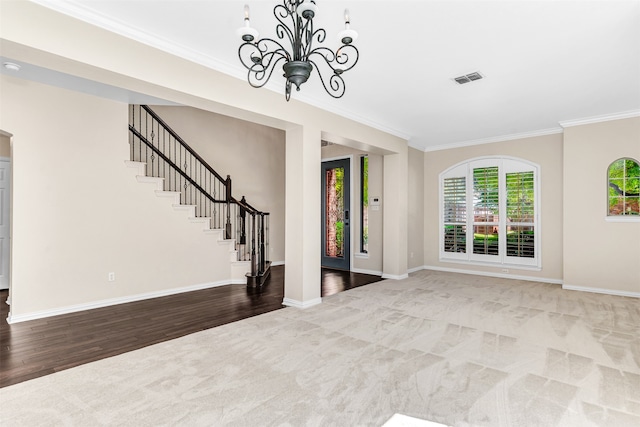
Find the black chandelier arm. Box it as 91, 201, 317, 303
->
273, 4, 296, 51
238, 40, 290, 89
308, 59, 346, 98
302, 26, 326, 60
335, 44, 359, 71
238, 38, 291, 69
248, 55, 288, 89
308, 44, 359, 75
292, 7, 309, 61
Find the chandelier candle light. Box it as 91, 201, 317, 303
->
237, 0, 359, 101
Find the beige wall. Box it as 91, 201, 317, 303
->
150, 106, 286, 264
321, 144, 383, 274
0, 75, 248, 319
563, 117, 640, 293
424, 133, 565, 282
0, 134, 10, 158
408, 147, 425, 271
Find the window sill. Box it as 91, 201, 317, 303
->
439, 257, 542, 271
355, 253, 369, 259
605, 216, 640, 223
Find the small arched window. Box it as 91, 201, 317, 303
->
607, 158, 640, 216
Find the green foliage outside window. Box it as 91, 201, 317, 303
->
334, 168, 344, 255
361, 156, 368, 251
608, 158, 640, 215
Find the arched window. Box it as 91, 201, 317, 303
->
440, 157, 540, 268
607, 158, 640, 216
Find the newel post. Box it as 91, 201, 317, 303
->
259, 213, 266, 274
251, 213, 257, 276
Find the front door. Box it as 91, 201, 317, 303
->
321, 159, 350, 270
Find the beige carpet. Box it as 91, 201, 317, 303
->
1, 270, 638, 426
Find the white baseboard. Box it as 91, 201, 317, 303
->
422, 265, 563, 285
562, 284, 640, 298
381, 273, 409, 280
412, 266, 638, 298
282, 297, 322, 309
407, 266, 424, 274
351, 267, 383, 276
6, 279, 240, 324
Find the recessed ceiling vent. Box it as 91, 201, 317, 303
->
453, 71, 484, 85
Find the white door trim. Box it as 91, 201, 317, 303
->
0, 156, 10, 290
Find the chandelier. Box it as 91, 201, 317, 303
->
237, 1, 359, 101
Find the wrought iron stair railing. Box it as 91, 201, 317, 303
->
128, 105, 271, 287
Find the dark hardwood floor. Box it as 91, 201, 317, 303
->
0, 266, 381, 388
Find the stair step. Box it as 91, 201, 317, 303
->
172, 204, 195, 210
203, 229, 224, 239
188, 217, 212, 230
125, 160, 146, 175
188, 216, 210, 222
218, 238, 237, 250
155, 190, 181, 204
136, 175, 164, 190
171, 204, 195, 217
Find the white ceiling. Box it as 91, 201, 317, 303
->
18, 0, 640, 150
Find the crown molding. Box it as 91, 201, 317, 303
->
422, 109, 640, 153
559, 110, 640, 128
423, 127, 563, 152
292, 90, 412, 141
31, 0, 244, 79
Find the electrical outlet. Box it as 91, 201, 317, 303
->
410, 252, 414, 258
108, 272, 116, 282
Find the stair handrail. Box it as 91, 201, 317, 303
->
231, 195, 264, 215
129, 126, 228, 204
139, 105, 227, 184
137, 106, 265, 216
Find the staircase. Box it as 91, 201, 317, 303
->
127, 105, 271, 288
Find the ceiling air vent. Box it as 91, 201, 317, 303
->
453, 71, 484, 85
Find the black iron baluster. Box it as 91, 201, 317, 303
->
162, 124, 166, 189
225, 175, 232, 239
130, 105, 134, 161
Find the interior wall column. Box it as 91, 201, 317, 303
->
283, 124, 322, 308
382, 150, 409, 279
